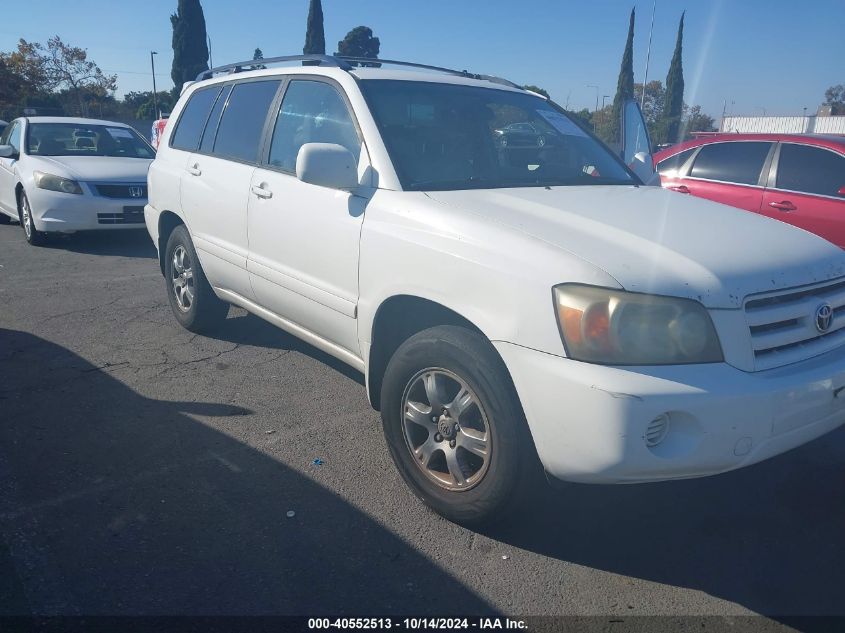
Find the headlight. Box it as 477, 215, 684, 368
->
34, 172, 83, 195
553, 284, 723, 365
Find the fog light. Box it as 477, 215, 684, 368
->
645, 414, 670, 447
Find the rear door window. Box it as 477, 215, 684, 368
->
171, 86, 221, 151
776, 143, 845, 198
689, 142, 772, 186
212, 80, 281, 163
656, 147, 696, 176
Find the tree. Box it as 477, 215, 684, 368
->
303, 0, 326, 55
634, 80, 667, 143
171, 0, 209, 94
523, 85, 550, 99
682, 105, 716, 140
663, 12, 685, 144
823, 84, 845, 115
252, 47, 266, 70
127, 91, 176, 119
608, 8, 635, 145
0, 57, 27, 113
8, 37, 116, 117
336, 26, 380, 61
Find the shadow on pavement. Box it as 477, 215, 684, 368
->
43, 230, 156, 259
481, 425, 845, 620
205, 312, 366, 386
0, 329, 491, 615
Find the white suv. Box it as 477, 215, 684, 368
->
145, 55, 845, 524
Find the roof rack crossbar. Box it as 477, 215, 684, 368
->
196, 54, 525, 92
197, 55, 351, 81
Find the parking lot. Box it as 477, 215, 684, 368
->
1, 224, 844, 620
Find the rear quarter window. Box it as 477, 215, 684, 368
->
689, 141, 772, 186
656, 147, 696, 176
170, 86, 222, 152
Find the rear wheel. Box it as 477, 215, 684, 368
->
19, 191, 45, 246
164, 224, 228, 332
380, 325, 539, 525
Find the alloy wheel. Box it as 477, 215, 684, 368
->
401, 368, 492, 491
171, 245, 195, 312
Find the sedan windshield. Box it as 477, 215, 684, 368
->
26, 123, 155, 159
360, 80, 635, 191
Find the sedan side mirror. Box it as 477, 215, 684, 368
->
0, 145, 18, 159
296, 143, 358, 190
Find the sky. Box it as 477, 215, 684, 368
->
1, 0, 842, 119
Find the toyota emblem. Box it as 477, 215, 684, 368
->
815, 303, 834, 333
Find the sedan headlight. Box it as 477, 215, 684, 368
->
554, 284, 723, 365
34, 171, 83, 195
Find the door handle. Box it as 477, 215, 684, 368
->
669, 185, 690, 193
251, 184, 273, 199
768, 200, 796, 212
187, 164, 201, 176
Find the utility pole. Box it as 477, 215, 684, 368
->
150, 51, 158, 118
207, 34, 214, 69
641, 0, 657, 109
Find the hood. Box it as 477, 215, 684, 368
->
427, 186, 845, 309
31, 156, 152, 183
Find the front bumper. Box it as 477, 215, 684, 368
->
495, 341, 845, 483
29, 186, 147, 232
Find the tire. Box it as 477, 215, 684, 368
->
380, 325, 539, 525
19, 191, 46, 246
164, 224, 228, 333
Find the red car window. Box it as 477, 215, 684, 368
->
689, 142, 772, 186
776, 144, 845, 198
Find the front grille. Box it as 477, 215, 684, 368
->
745, 278, 845, 370
94, 184, 147, 199
97, 206, 145, 225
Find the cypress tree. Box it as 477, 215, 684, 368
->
664, 12, 685, 143
303, 0, 326, 55
171, 0, 209, 93
609, 8, 635, 145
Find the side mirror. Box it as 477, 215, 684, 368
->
0, 145, 18, 159
296, 143, 358, 190
631, 151, 660, 185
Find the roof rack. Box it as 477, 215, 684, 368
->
196, 54, 524, 91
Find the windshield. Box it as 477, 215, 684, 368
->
361, 80, 636, 191
26, 123, 155, 159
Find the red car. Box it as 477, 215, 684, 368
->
653, 133, 845, 247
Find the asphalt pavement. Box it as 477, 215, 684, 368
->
1, 223, 844, 623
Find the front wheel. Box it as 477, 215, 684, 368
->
380, 325, 539, 525
19, 191, 45, 246
164, 224, 228, 333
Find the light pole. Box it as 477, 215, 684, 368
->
150, 51, 158, 118
601, 95, 610, 127
641, 0, 657, 109
587, 85, 599, 116
207, 34, 213, 69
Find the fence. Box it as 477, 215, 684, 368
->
720, 115, 845, 135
